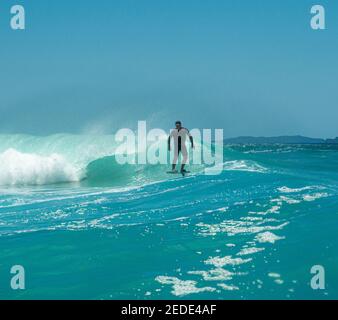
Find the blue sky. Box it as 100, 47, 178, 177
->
0, 0, 337, 137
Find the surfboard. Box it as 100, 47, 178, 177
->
167, 171, 190, 177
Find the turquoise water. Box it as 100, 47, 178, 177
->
0, 135, 337, 300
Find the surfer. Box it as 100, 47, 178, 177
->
168, 121, 194, 175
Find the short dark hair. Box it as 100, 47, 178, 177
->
175, 121, 182, 125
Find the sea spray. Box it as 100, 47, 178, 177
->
0, 149, 81, 186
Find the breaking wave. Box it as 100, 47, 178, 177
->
0, 134, 267, 186
0, 149, 81, 186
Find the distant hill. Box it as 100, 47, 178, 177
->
223, 135, 329, 144
325, 137, 338, 144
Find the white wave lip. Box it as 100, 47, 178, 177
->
0, 149, 81, 186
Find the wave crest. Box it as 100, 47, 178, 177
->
0, 149, 82, 186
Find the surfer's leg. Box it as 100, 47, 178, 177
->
172, 147, 179, 171
181, 146, 188, 172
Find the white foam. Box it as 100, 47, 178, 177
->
271, 196, 301, 205
303, 193, 328, 202
218, 283, 239, 291
223, 160, 267, 173
268, 272, 281, 278
237, 247, 265, 256
268, 273, 284, 285
277, 186, 321, 193
254, 205, 280, 215
274, 279, 284, 285
188, 268, 234, 281
241, 216, 264, 221
255, 232, 285, 244
205, 256, 252, 268
155, 276, 215, 297
0, 149, 81, 186
207, 207, 229, 213
196, 220, 289, 237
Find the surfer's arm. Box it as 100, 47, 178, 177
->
190, 136, 194, 148
168, 135, 171, 151
187, 130, 194, 148
168, 130, 175, 151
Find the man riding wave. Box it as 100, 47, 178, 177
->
168, 121, 194, 175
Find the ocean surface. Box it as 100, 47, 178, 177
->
0, 134, 337, 300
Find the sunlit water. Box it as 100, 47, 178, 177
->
0, 137, 337, 299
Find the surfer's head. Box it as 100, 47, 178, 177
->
175, 121, 182, 130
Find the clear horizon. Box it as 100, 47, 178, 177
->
1, 0, 337, 138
